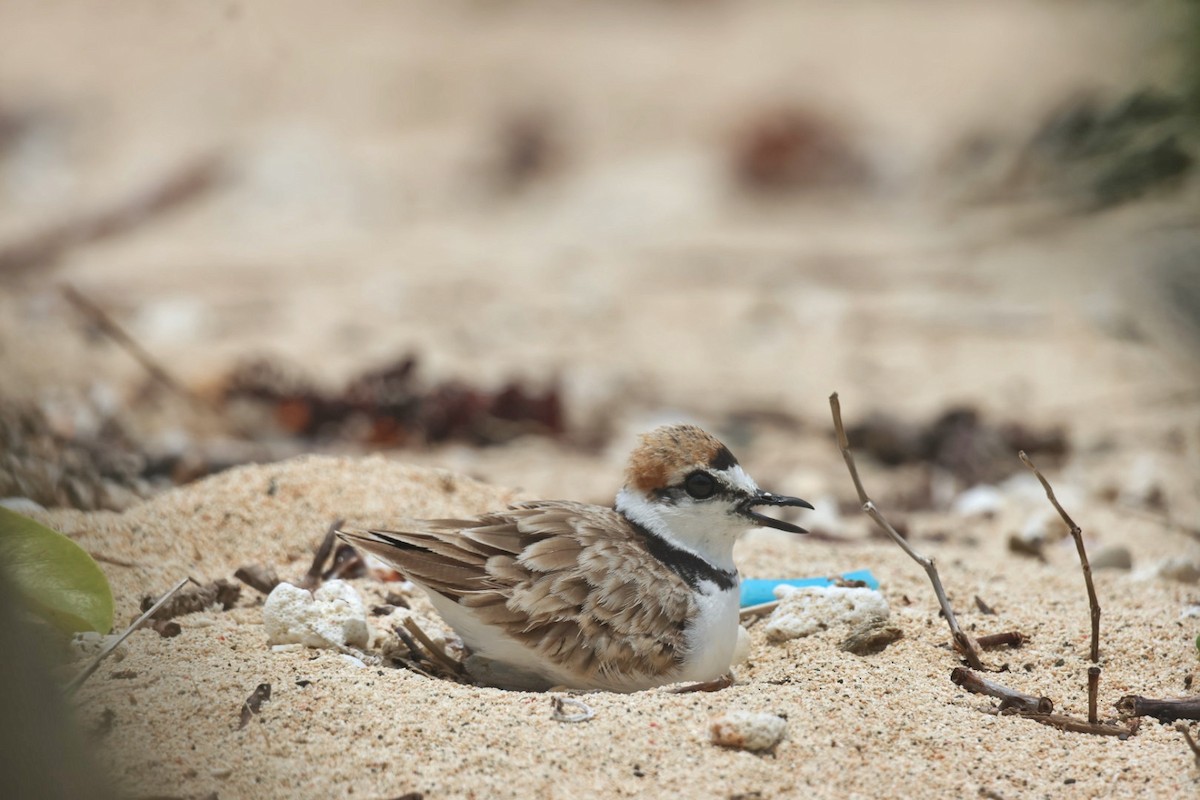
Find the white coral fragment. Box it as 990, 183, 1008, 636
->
763, 585, 889, 643
263, 580, 370, 650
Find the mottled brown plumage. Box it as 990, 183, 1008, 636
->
344, 501, 694, 687
339, 423, 811, 692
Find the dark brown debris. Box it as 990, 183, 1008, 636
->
975, 631, 1026, 650
0, 400, 150, 511
323, 543, 367, 582
973, 595, 997, 616
222, 352, 564, 447
1006, 534, 1046, 562
846, 407, 1067, 491
140, 579, 240, 622
839, 621, 904, 656
238, 683, 272, 730
493, 109, 564, 190
300, 520, 344, 589
150, 620, 182, 638
233, 564, 280, 595
383, 591, 411, 609
89, 708, 117, 738
731, 106, 869, 192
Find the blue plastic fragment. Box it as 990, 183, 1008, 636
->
739, 570, 880, 607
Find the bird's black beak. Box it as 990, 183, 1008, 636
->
739, 491, 814, 533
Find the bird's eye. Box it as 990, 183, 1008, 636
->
684, 471, 716, 500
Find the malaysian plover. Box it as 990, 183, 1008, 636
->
338, 424, 811, 692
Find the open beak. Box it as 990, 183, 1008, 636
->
739, 491, 814, 534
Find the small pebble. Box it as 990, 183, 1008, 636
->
709, 711, 787, 751
1090, 545, 1133, 571
839, 621, 904, 655
1149, 557, 1200, 584
952, 485, 1004, 518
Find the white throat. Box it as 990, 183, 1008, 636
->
615, 486, 746, 574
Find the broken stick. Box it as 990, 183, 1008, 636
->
830, 393, 984, 669
951, 667, 1053, 715
1115, 695, 1200, 722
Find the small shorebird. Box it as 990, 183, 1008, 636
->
339, 424, 811, 692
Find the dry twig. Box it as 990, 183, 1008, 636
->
61, 284, 195, 403
1115, 695, 1200, 721
1021, 713, 1131, 737
975, 631, 1026, 650
233, 564, 280, 595
66, 576, 192, 694
951, 667, 1053, 714
0, 154, 224, 276
1019, 451, 1100, 663
952, 669, 1133, 736
238, 683, 271, 730
401, 616, 465, 677
1177, 723, 1200, 762
302, 519, 344, 589
830, 393, 984, 669
1020, 451, 1105, 726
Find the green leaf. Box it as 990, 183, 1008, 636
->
0, 506, 114, 634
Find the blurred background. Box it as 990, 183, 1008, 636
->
1, 0, 1197, 512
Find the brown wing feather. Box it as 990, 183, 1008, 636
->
341, 501, 695, 685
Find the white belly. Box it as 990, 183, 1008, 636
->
679, 581, 741, 682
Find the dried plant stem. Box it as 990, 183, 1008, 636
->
1020, 451, 1107, 730
1023, 713, 1131, 737
302, 519, 344, 589
1116, 695, 1200, 721
1088, 667, 1101, 724
66, 576, 192, 694
1019, 451, 1100, 663
61, 284, 195, 402
830, 393, 984, 669
401, 616, 464, 676
1177, 723, 1200, 761
975, 631, 1026, 650
951, 667, 1053, 715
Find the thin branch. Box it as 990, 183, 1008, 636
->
1177, 723, 1200, 762
1116, 695, 1200, 721
401, 616, 464, 677
301, 519, 344, 589
831, 393, 984, 669
66, 576, 192, 694
61, 284, 196, 403
951, 667, 1053, 715
1021, 713, 1132, 738
1088, 666, 1101, 724
975, 631, 1026, 650
0, 154, 224, 276
1019, 451, 1100, 663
